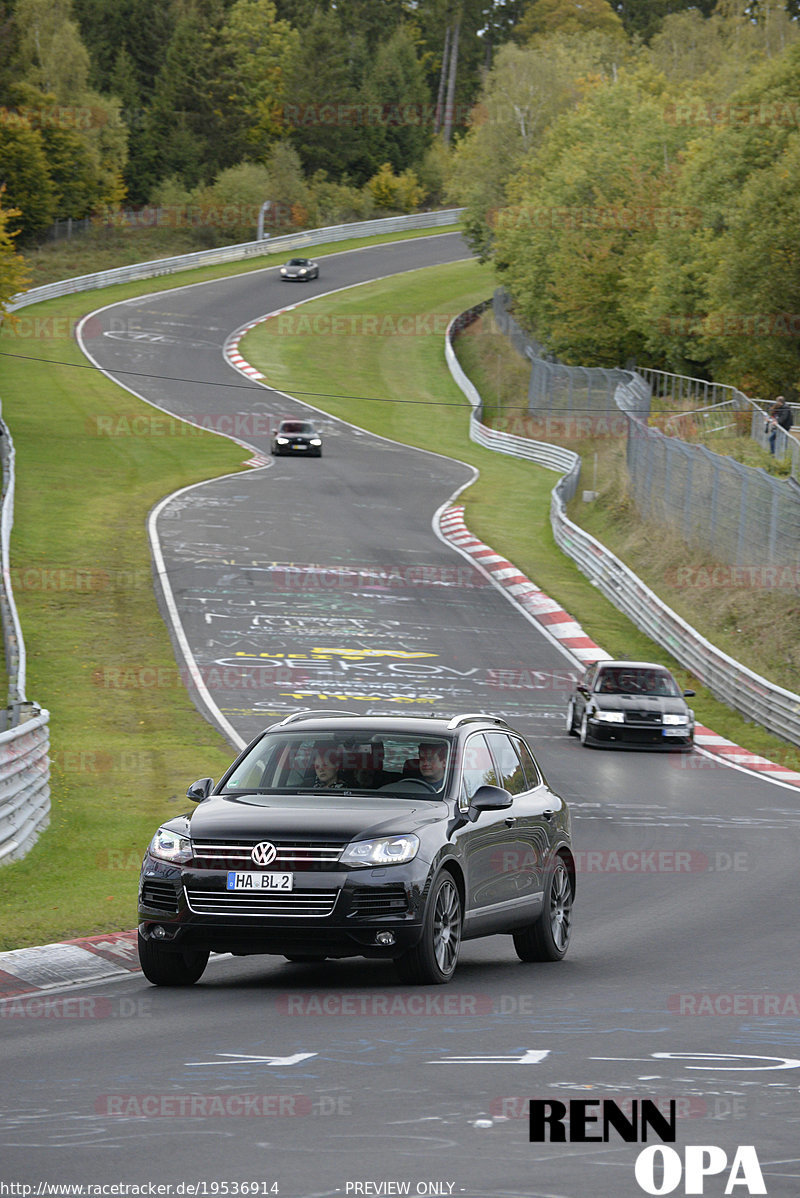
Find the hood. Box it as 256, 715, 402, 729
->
188, 791, 448, 841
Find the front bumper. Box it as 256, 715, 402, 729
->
138, 856, 431, 958
585, 718, 693, 749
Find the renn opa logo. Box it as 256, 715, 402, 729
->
529, 1100, 765, 1194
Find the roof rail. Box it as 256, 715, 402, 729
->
446, 713, 511, 730
274, 708, 362, 727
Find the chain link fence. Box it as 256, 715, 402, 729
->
493, 290, 649, 430
494, 291, 800, 572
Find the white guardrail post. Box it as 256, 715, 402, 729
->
446, 306, 800, 749
0, 210, 464, 862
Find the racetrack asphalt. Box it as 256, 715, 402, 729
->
2, 234, 799, 1197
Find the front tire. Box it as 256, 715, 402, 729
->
394, 872, 462, 985
138, 930, 209, 986
566, 700, 578, 736
513, 857, 573, 963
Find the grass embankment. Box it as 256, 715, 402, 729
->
243, 265, 800, 773
0, 226, 459, 950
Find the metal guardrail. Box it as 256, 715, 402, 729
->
7, 209, 465, 313
0, 403, 50, 863
447, 305, 800, 749
0, 711, 50, 864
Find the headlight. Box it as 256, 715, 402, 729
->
298, 268, 307, 274
663, 713, 689, 725
280, 268, 287, 274
594, 710, 624, 723
276, 436, 289, 444
310, 438, 322, 446
340, 834, 419, 868
149, 826, 192, 864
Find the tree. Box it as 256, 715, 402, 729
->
638, 39, 800, 390
448, 32, 631, 257
362, 27, 432, 172
216, 0, 299, 161
493, 70, 692, 364
13, 0, 92, 99
0, 189, 30, 314
615, 0, 716, 43
0, 118, 58, 239
515, 0, 626, 41
135, 1, 228, 200
284, 9, 376, 182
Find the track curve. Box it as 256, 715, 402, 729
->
1, 234, 797, 1198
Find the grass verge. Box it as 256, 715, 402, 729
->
0, 226, 458, 950
243, 266, 800, 774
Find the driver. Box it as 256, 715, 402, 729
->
312, 744, 345, 789
418, 741, 448, 791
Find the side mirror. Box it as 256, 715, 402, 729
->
683, 690, 696, 698
467, 784, 513, 823
187, 777, 214, 802
577, 684, 590, 698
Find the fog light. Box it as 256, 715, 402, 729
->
375, 931, 396, 946
152, 925, 167, 939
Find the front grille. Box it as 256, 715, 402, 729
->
624, 711, 662, 724
350, 886, 408, 917
141, 880, 179, 912
184, 887, 339, 917
191, 840, 345, 871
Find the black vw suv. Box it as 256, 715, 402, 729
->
138, 712, 575, 986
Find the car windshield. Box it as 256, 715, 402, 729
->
280, 421, 314, 434
594, 668, 681, 697
222, 731, 452, 798
287, 259, 308, 266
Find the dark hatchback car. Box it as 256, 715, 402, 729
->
138, 712, 575, 987
279, 257, 319, 280
567, 660, 695, 749
270, 419, 323, 457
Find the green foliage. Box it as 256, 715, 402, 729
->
0, 118, 57, 239
493, 70, 691, 364
0, 188, 30, 311
366, 162, 423, 211
515, 0, 627, 42
217, 0, 299, 161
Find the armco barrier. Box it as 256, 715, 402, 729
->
0, 404, 50, 863
446, 307, 800, 749
0, 711, 50, 863
7, 209, 465, 312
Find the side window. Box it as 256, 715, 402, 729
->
512, 738, 541, 789
583, 664, 597, 692
485, 733, 528, 796
460, 734, 498, 806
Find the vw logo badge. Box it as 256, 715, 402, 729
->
251, 841, 278, 866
